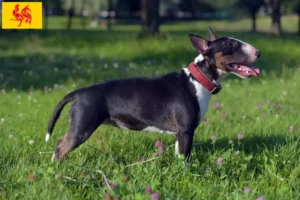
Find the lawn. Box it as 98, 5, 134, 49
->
0, 16, 300, 200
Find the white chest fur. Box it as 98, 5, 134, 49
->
183, 68, 211, 124
142, 126, 176, 134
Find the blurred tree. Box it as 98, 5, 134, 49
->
67, 0, 75, 29
107, 0, 113, 30
141, 0, 160, 36
129, 0, 141, 17
55, 0, 64, 15
269, 0, 283, 36
298, 0, 300, 35
202, 0, 236, 19
238, 0, 265, 31
44, 0, 49, 30
283, 0, 300, 34
179, 0, 195, 18
202, 0, 236, 10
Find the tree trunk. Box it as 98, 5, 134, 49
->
129, 0, 139, 18
141, 0, 160, 36
270, 0, 282, 36
251, 9, 256, 32
107, 0, 113, 31
188, 0, 195, 19
298, 0, 300, 35
67, 0, 75, 30
298, 12, 300, 35
55, 0, 64, 15
44, 0, 48, 30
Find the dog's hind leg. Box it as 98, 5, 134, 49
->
52, 100, 108, 161
176, 130, 194, 162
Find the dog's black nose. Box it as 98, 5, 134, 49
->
255, 51, 261, 58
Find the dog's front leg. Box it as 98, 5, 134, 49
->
176, 130, 194, 162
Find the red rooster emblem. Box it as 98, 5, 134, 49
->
10, 4, 32, 27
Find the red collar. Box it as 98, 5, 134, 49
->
187, 62, 222, 95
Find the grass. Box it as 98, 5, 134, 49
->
1, 16, 300, 200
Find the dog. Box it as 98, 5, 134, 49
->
46, 27, 261, 162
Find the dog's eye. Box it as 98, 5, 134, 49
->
228, 42, 233, 47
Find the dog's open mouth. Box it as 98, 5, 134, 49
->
225, 64, 260, 78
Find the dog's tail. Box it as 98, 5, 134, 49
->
45, 89, 83, 142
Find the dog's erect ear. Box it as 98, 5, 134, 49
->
208, 27, 217, 41
189, 34, 209, 54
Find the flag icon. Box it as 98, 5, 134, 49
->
2, 2, 43, 29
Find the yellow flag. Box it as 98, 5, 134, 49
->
2, 2, 43, 29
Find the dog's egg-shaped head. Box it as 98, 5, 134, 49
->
189, 27, 261, 79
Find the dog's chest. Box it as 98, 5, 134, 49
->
184, 68, 211, 123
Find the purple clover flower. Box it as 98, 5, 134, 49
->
146, 186, 152, 194
158, 147, 165, 154
244, 187, 252, 193
237, 134, 243, 140
154, 141, 164, 148
221, 113, 227, 119
217, 157, 223, 165
210, 135, 216, 141
150, 193, 159, 200
55, 173, 62, 179
105, 193, 111, 200
214, 103, 221, 109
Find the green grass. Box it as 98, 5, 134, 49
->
1, 16, 300, 200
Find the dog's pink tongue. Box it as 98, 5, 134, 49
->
239, 65, 260, 76
251, 67, 260, 75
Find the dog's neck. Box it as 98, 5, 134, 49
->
194, 54, 226, 86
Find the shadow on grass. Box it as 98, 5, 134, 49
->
0, 53, 163, 91
193, 135, 297, 155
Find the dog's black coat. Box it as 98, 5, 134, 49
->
74, 70, 199, 132
47, 28, 260, 162
49, 70, 201, 159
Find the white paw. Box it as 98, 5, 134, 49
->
45, 133, 50, 142
175, 141, 180, 156
51, 153, 56, 162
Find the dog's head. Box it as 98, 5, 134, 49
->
189, 27, 260, 79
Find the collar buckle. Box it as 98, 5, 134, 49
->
211, 85, 222, 95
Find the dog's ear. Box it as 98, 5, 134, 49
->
189, 34, 209, 54
208, 27, 217, 41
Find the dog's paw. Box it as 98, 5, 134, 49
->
51, 153, 56, 162
175, 141, 180, 156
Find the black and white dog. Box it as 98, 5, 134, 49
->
46, 28, 261, 162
